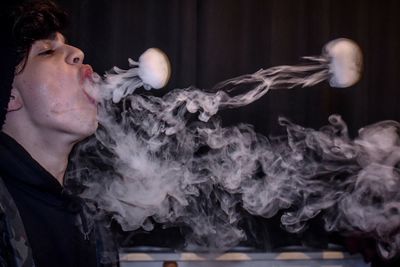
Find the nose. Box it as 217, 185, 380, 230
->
66, 45, 85, 65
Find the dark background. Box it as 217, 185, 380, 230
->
57, 0, 400, 254
58, 0, 400, 138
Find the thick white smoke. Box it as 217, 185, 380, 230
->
67, 39, 400, 258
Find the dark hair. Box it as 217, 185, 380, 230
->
0, 0, 68, 127
11, 0, 69, 71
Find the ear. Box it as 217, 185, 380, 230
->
7, 88, 23, 111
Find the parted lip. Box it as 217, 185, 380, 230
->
80, 64, 97, 105
81, 64, 94, 83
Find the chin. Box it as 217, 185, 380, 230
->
72, 120, 99, 142
83, 120, 99, 135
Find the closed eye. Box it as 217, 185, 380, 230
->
38, 49, 55, 56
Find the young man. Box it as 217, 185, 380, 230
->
0, 0, 118, 266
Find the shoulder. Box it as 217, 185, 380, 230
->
0, 176, 35, 267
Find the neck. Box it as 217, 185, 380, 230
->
2, 127, 76, 185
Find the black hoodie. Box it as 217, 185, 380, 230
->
0, 132, 98, 267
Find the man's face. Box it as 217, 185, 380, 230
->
12, 32, 98, 142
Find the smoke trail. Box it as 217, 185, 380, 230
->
67, 40, 400, 258
69, 54, 330, 247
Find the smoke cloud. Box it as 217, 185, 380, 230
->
67, 40, 399, 259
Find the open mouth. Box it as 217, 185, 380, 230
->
80, 64, 95, 84
80, 64, 100, 106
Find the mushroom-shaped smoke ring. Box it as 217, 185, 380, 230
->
323, 38, 363, 88
138, 48, 171, 90
99, 48, 171, 103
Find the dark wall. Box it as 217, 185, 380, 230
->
54, 1, 400, 254
59, 0, 400, 137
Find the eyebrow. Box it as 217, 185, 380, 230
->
32, 32, 70, 52
47, 32, 68, 44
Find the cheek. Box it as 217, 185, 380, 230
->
20, 82, 69, 116
49, 100, 72, 115
17, 71, 89, 116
